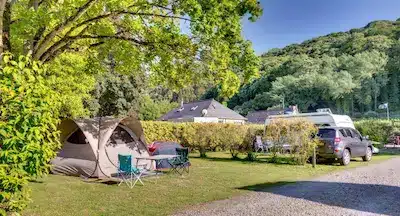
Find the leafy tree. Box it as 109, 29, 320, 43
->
87, 70, 144, 117
1, 0, 262, 97
137, 95, 178, 121
47, 52, 98, 117
386, 42, 400, 109
230, 19, 400, 115
342, 51, 388, 111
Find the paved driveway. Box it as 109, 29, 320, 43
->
175, 157, 400, 216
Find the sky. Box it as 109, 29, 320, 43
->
243, 0, 400, 54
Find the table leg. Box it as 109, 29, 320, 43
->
155, 159, 161, 176
135, 158, 139, 168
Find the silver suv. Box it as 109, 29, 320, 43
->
317, 127, 373, 165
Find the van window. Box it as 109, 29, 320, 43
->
339, 129, 348, 137
317, 129, 336, 138
351, 129, 362, 140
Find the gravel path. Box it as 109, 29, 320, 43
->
175, 157, 400, 216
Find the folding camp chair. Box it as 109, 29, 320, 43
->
254, 136, 266, 153
117, 154, 145, 188
169, 148, 190, 175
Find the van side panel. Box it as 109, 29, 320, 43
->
265, 113, 355, 129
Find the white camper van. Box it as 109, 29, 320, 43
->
264, 108, 355, 129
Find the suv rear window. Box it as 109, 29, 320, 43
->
317, 129, 336, 138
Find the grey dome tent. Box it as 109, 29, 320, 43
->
51, 116, 152, 179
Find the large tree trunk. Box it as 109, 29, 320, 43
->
3, 0, 10, 52
0, 0, 11, 54
0, 0, 7, 54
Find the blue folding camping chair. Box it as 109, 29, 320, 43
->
117, 154, 145, 188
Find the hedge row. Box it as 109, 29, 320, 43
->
265, 118, 319, 165
355, 119, 400, 143
141, 121, 264, 158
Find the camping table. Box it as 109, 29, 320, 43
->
135, 155, 177, 175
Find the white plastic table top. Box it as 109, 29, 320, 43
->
136, 155, 177, 160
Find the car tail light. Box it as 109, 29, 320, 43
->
334, 137, 341, 145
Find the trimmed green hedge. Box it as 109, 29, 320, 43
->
355, 119, 400, 143
141, 121, 264, 158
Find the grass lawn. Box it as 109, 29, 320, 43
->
24, 152, 395, 216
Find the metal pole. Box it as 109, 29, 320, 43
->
312, 146, 316, 168
387, 105, 390, 120
282, 96, 285, 109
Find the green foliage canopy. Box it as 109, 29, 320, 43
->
227, 20, 400, 116
4, 0, 262, 98
0, 54, 61, 214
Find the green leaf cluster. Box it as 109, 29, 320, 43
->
0, 54, 61, 214
8, 0, 262, 99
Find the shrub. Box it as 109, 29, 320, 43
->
243, 125, 264, 160
141, 121, 264, 158
264, 119, 288, 162
265, 118, 318, 165
363, 111, 379, 118
0, 55, 61, 214
224, 124, 248, 159
355, 119, 400, 143
141, 121, 183, 143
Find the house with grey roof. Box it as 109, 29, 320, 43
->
246, 105, 299, 124
246, 110, 283, 124
159, 99, 247, 124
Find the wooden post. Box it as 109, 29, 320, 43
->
312, 146, 316, 168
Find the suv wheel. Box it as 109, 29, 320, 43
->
340, 149, 351, 166
362, 147, 372, 161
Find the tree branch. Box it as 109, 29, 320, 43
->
34, 0, 192, 61
40, 34, 151, 62
77, 11, 190, 31
43, 40, 74, 62
31, 26, 46, 51
64, 11, 191, 39
88, 41, 104, 48
33, 0, 98, 59
68, 34, 152, 44
44, 41, 108, 62
40, 25, 90, 61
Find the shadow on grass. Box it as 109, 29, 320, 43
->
238, 180, 400, 215
377, 148, 400, 155
190, 155, 292, 164
190, 154, 344, 166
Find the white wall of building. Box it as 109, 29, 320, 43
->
193, 117, 245, 124
193, 117, 219, 123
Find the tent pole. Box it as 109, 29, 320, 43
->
97, 116, 101, 177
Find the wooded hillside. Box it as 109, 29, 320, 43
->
227, 19, 400, 117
